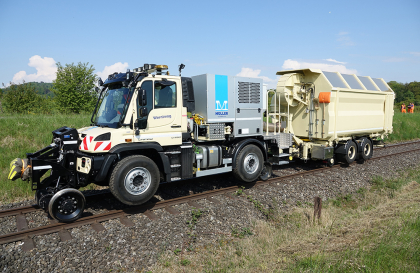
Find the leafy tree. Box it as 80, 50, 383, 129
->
51, 62, 97, 113
388, 81, 406, 103
2, 81, 45, 113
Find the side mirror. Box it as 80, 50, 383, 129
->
139, 107, 148, 117
139, 89, 147, 106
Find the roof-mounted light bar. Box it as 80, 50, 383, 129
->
133, 64, 169, 75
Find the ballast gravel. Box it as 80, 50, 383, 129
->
1, 141, 420, 272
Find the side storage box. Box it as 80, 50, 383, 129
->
311, 146, 334, 160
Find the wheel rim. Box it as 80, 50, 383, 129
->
124, 167, 152, 195
348, 146, 356, 159
49, 189, 85, 222
363, 142, 371, 156
244, 153, 259, 174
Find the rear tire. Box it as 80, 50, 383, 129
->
359, 138, 373, 161
336, 141, 357, 164
233, 144, 264, 183
109, 155, 160, 205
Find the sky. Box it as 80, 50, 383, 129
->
0, 0, 419, 89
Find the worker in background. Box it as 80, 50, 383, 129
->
407, 102, 412, 113
401, 103, 406, 113
409, 102, 415, 113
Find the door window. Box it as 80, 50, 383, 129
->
137, 81, 154, 129
154, 81, 176, 108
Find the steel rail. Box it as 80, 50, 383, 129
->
1, 146, 419, 246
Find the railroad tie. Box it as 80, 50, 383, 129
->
165, 206, 181, 215
16, 213, 28, 232
187, 201, 205, 209
208, 197, 221, 204
143, 210, 159, 221
91, 221, 106, 232
120, 216, 135, 227
58, 228, 72, 242
22, 236, 35, 252
223, 192, 240, 200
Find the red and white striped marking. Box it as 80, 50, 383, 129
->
79, 136, 93, 151
94, 141, 111, 152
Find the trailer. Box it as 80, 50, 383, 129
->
8, 64, 394, 222
268, 68, 394, 165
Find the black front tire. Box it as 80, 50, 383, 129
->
233, 144, 264, 183
109, 155, 160, 206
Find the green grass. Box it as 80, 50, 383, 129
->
0, 113, 91, 203
292, 215, 420, 273
291, 167, 420, 272
385, 112, 420, 143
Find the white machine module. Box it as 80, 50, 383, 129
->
191, 74, 264, 137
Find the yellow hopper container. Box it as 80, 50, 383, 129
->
269, 68, 394, 142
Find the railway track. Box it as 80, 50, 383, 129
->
1, 140, 420, 251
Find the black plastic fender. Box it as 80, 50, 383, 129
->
109, 142, 164, 153
230, 138, 268, 168
334, 140, 355, 155
158, 152, 172, 182
98, 142, 170, 182
94, 154, 117, 182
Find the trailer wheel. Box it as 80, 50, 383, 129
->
233, 144, 263, 182
337, 141, 357, 164
359, 138, 373, 161
109, 155, 159, 206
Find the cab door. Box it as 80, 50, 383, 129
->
135, 78, 182, 146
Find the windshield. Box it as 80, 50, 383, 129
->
94, 86, 133, 128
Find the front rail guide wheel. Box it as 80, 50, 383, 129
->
48, 188, 86, 222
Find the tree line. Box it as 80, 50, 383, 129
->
0, 64, 418, 114
0, 62, 97, 114
388, 81, 420, 107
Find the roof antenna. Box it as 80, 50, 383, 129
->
178, 63, 185, 76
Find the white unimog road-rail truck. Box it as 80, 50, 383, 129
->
8, 64, 394, 222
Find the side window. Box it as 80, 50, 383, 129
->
154, 81, 176, 108
137, 81, 153, 129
